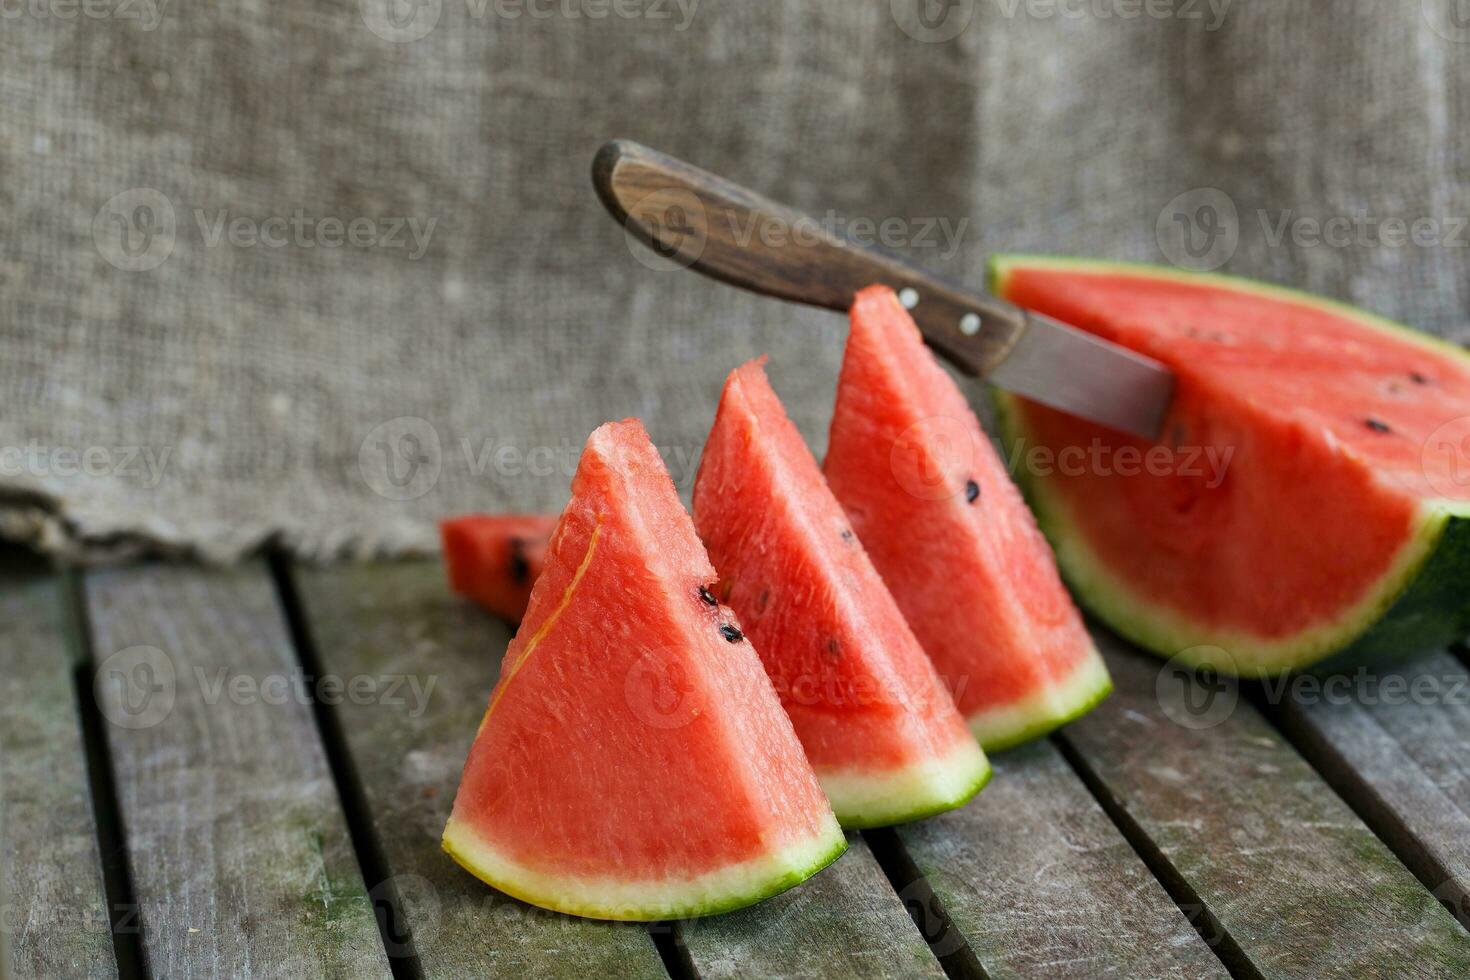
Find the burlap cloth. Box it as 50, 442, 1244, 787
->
4, 0, 1469, 562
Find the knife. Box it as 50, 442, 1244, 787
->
591, 139, 1174, 439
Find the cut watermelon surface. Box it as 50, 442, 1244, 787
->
443, 420, 846, 921
824, 287, 1112, 751
992, 255, 1470, 676
692, 359, 990, 828
441, 514, 557, 621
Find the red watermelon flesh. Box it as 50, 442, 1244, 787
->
441, 514, 557, 621
824, 286, 1112, 751
991, 256, 1470, 675
443, 419, 845, 921
692, 359, 990, 827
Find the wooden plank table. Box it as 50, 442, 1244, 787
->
3, 548, 1469, 978
0, 559, 116, 978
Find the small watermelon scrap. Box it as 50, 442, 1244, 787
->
990, 255, 1470, 675
693, 359, 991, 828
441, 514, 558, 621
824, 286, 1113, 751
443, 419, 846, 921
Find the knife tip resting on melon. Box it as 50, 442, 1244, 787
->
989, 254, 1470, 676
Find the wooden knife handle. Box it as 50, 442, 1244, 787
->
591, 139, 1027, 378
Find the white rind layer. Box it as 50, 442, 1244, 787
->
442, 814, 847, 921
964, 645, 1113, 751
817, 735, 991, 829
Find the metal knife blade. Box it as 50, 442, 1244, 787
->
989, 312, 1176, 438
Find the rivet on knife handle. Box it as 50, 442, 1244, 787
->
592, 139, 1028, 379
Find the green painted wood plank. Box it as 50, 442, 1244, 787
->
679, 832, 943, 979
83, 563, 389, 979
1060, 631, 1470, 979
896, 739, 1229, 979
1272, 651, 1470, 926
288, 560, 667, 979
0, 557, 116, 979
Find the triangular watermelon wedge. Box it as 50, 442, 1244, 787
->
693, 359, 990, 828
441, 514, 557, 621
443, 419, 846, 921
824, 286, 1112, 751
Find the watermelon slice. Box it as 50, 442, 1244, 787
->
692, 359, 991, 828
823, 286, 1113, 751
991, 255, 1470, 676
443, 420, 846, 920
441, 514, 557, 621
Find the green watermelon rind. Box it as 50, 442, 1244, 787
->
820, 737, 993, 829
988, 254, 1470, 676
966, 649, 1114, 752
442, 817, 849, 921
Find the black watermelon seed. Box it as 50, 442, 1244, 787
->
719, 623, 744, 643
507, 538, 531, 584
826, 637, 841, 658
698, 585, 718, 607
1365, 418, 1391, 433
965, 479, 980, 504
1410, 371, 1429, 385
840, 529, 855, 543
756, 588, 770, 612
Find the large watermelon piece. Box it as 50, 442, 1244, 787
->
693, 359, 991, 828
441, 514, 557, 622
443, 419, 846, 920
824, 286, 1113, 751
991, 255, 1470, 676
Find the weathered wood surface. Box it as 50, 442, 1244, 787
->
84, 563, 389, 979
1060, 631, 1470, 978
1272, 651, 1470, 928
290, 560, 668, 979
17, 547, 1470, 979
896, 738, 1228, 980
0, 559, 116, 979
679, 833, 943, 980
